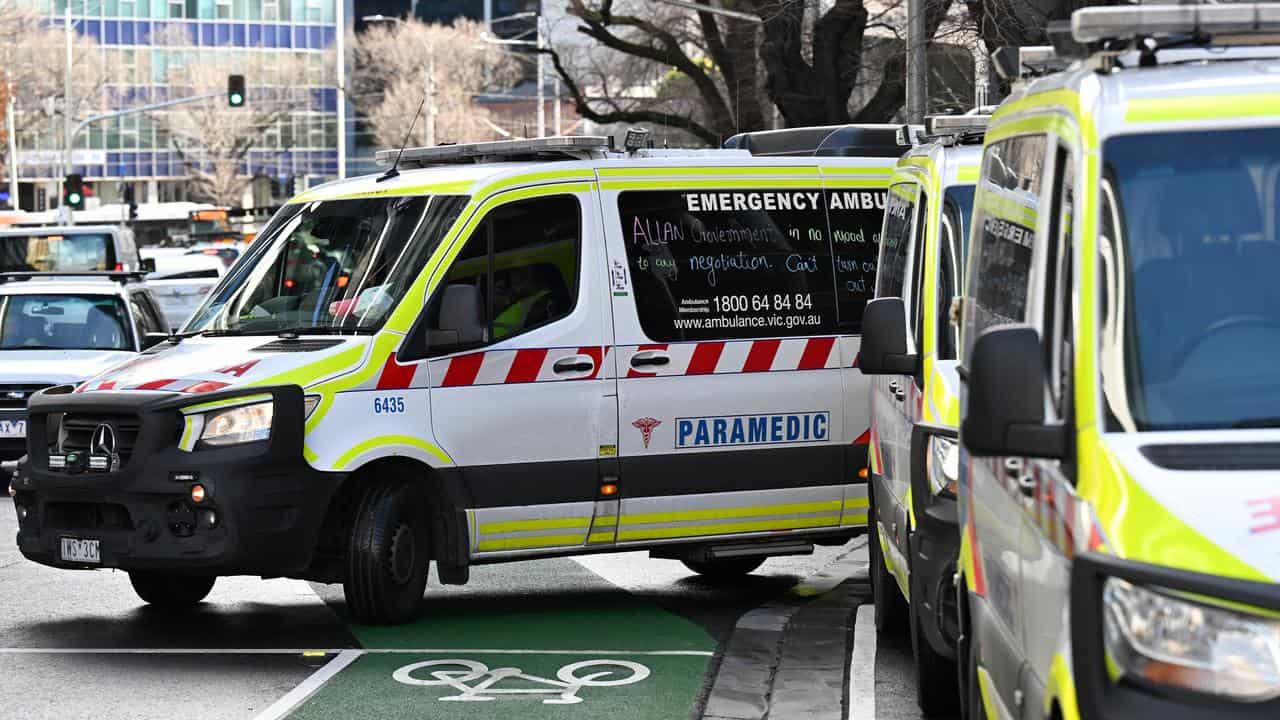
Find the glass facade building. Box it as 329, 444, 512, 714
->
16, 0, 344, 209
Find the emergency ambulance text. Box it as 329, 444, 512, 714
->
675, 412, 830, 449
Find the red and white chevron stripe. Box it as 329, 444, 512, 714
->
621, 337, 840, 378
428, 346, 609, 388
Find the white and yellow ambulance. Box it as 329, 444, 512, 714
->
859, 113, 986, 716
957, 4, 1280, 718
12, 130, 904, 623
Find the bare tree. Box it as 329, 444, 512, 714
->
0, 2, 109, 176
153, 26, 312, 206
351, 18, 523, 148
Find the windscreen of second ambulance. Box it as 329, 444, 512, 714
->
0, 233, 117, 272
1102, 127, 1280, 431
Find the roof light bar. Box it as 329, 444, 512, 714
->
374, 136, 613, 167
1073, 3, 1280, 43
925, 115, 992, 136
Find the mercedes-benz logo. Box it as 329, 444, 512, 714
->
91, 424, 117, 456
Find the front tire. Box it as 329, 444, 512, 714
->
682, 556, 764, 579
129, 572, 216, 608
911, 573, 959, 715
344, 477, 430, 625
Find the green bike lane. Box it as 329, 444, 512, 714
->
291, 556, 717, 720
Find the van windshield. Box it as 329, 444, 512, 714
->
1102, 127, 1280, 431
185, 195, 467, 335
0, 233, 117, 272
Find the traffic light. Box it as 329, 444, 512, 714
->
227, 74, 246, 107
63, 173, 84, 209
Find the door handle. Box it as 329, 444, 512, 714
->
553, 355, 595, 374
888, 379, 905, 401
630, 351, 670, 368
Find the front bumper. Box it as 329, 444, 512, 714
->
11, 385, 345, 577
1071, 552, 1280, 720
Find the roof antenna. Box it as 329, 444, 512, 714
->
378, 95, 427, 183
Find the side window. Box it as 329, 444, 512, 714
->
424, 194, 580, 355
1046, 147, 1075, 412
826, 187, 889, 328
936, 190, 970, 361
128, 292, 162, 340
962, 135, 1047, 363
909, 191, 930, 349
876, 183, 919, 300
619, 189, 838, 341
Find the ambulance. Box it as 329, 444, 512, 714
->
956, 4, 1280, 719
11, 130, 905, 623
859, 113, 987, 716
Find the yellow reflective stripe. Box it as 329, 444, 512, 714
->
1046, 653, 1082, 720
587, 530, 616, 543
820, 177, 892, 189
291, 180, 476, 204
334, 434, 453, 469
956, 165, 980, 183
250, 344, 366, 391
842, 497, 870, 510
618, 500, 842, 526
479, 517, 592, 534
889, 183, 920, 202
977, 666, 1000, 720
178, 415, 200, 452
600, 178, 823, 191
1125, 94, 1280, 123
1080, 434, 1269, 581
820, 166, 895, 176
983, 113, 1078, 146
841, 512, 868, 526
180, 393, 273, 415
474, 169, 594, 198
596, 166, 818, 178
477, 533, 587, 552
877, 522, 910, 597
617, 515, 839, 541
303, 445, 319, 464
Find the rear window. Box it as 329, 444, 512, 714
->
0, 233, 117, 272
618, 188, 885, 341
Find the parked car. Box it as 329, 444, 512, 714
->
0, 225, 152, 274
0, 272, 167, 460
142, 251, 224, 330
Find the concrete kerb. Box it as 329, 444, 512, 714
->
700, 537, 871, 720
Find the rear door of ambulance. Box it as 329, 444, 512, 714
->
597, 164, 867, 545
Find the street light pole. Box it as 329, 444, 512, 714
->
7, 86, 19, 210
906, 0, 928, 124
62, 3, 73, 223
535, 27, 545, 138
335, 0, 346, 178
425, 53, 436, 146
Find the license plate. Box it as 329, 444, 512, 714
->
0, 418, 25, 438
60, 537, 100, 564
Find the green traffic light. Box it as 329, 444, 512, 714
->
67, 192, 82, 205
229, 92, 244, 106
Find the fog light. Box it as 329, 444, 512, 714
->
190, 484, 206, 503
199, 509, 218, 528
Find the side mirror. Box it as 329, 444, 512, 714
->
427, 284, 487, 351
859, 297, 919, 375
141, 331, 169, 350
140, 257, 156, 273
961, 325, 1066, 458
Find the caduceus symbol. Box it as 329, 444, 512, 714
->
631, 417, 662, 448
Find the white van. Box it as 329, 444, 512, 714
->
0, 225, 151, 274
15, 133, 904, 623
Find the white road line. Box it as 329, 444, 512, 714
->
253, 649, 364, 720
0, 647, 715, 656
848, 604, 877, 720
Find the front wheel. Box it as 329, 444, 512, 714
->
129, 572, 216, 609
344, 477, 430, 625
911, 574, 959, 715
869, 494, 907, 634
682, 557, 764, 580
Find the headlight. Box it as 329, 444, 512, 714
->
1103, 577, 1280, 701
200, 401, 273, 446
925, 436, 959, 497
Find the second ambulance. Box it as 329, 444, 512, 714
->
958, 4, 1280, 719
12, 130, 903, 623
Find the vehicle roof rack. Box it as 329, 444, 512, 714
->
722, 124, 922, 157
374, 136, 616, 169
0, 271, 147, 284
923, 114, 992, 144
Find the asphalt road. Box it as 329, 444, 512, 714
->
0, 502, 931, 720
